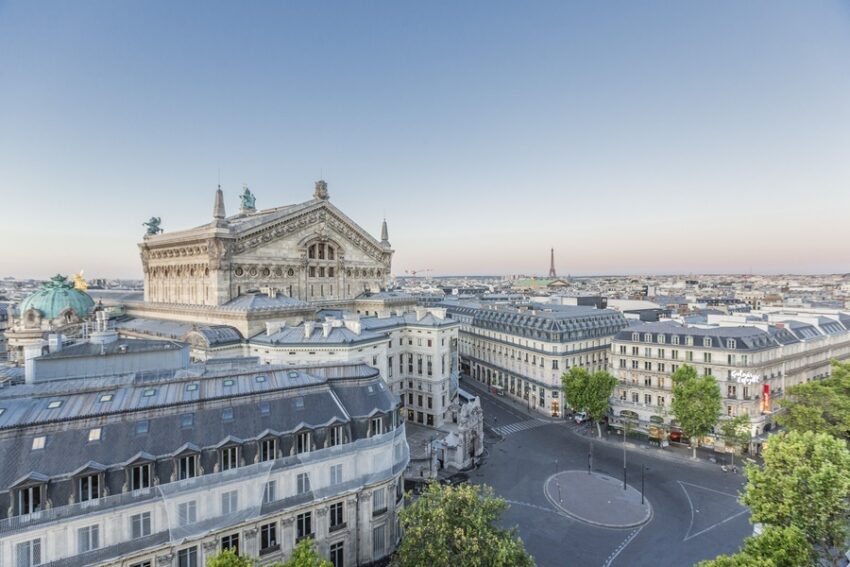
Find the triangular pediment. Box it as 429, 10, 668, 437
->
231, 200, 390, 263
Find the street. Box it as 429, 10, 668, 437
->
462, 380, 752, 567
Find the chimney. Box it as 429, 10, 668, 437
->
266, 321, 285, 336
415, 307, 427, 321
47, 333, 62, 354
304, 322, 315, 338
322, 322, 331, 338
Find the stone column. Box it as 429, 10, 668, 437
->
315, 507, 329, 554
281, 516, 295, 555
243, 526, 259, 557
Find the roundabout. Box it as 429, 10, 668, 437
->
544, 470, 652, 528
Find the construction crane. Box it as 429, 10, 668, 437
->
405, 268, 433, 279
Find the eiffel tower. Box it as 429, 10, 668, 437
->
548, 248, 556, 278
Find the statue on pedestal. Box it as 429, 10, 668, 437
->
143, 217, 163, 236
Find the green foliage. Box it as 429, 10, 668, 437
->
778, 360, 850, 442
742, 430, 850, 565
561, 367, 617, 437
697, 526, 812, 567
207, 549, 254, 567
393, 482, 534, 567
272, 538, 332, 567
719, 414, 752, 467
670, 365, 722, 457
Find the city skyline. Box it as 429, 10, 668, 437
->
2, 1, 850, 278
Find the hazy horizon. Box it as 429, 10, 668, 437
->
2, 1, 849, 279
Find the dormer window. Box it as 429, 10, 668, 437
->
328, 425, 343, 447
79, 473, 101, 502
130, 463, 152, 491
177, 454, 198, 480
726, 339, 736, 349
296, 431, 311, 455
703, 337, 712, 347
259, 438, 276, 462
15, 484, 45, 516
657, 335, 665, 344
672, 336, 680, 345
632, 332, 639, 341
686, 336, 694, 346
643, 333, 652, 343
220, 446, 239, 471
371, 417, 384, 436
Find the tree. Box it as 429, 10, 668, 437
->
670, 364, 722, 458
274, 538, 332, 567
393, 482, 534, 567
207, 549, 254, 567
778, 360, 850, 442
718, 414, 751, 469
561, 367, 617, 437
742, 430, 850, 566
697, 525, 812, 567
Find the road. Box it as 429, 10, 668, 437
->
462, 379, 751, 567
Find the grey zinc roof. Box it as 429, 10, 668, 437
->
115, 318, 195, 339
359, 312, 459, 332
0, 362, 392, 488
615, 321, 800, 350
251, 324, 385, 346
33, 340, 184, 361
193, 325, 244, 345
465, 305, 627, 342
219, 291, 310, 311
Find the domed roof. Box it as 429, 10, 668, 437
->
20, 275, 95, 320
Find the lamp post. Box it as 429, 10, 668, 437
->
641, 465, 646, 505
623, 424, 627, 491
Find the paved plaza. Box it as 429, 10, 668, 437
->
461, 378, 751, 567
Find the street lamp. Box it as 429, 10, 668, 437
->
623, 425, 627, 490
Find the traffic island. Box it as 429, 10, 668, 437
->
544, 470, 652, 528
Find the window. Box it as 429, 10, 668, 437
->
657, 396, 665, 406
373, 524, 385, 556
330, 541, 344, 567
260, 522, 278, 552
727, 385, 737, 398
16, 539, 41, 567
221, 446, 239, 471
178, 501, 197, 525
186, 383, 199, 391
31, 436, 45, 451
372, 488, 386, 515
47, 400, 62, 409
263, 480, 276, 503
178, 455, 197, 480
658, 363, 666, 372
221, 533, 239, 555
221, 490, 238, 514
223, 379, 235, 387
631, 392, 639, 403
143, 388, 156, 397
16, 485, 43, 515
131, 512, 151, 539
330, 501, 345, 531
79, 474, 100, 501
686, 351, 694, 362
328, 425, 342, 447
371, 417, 383, 436
671, 350, 679, 360
703, 337, 712, 347
130, 562, 152, 567
631, 360, 639, 369
135, 420, 149, 435
644, 361, 652, 371
644, 393, 652, 404
98, 393, 113, 403
130, 463, 151, 491
180, 413, 194, 429
329, 463, 344, 485
703, 353, 712, 363
296, 511, 312, 540
259, 401, 270, 416
296, 431, 311, 454
88, 428, 102, 442
297, 472, 310, 494
644, 377, 652, 386
178, 546, 198, 567
260, 438, 276, 462
78, 524, 100, 553
222, 408, 234, 421
705, 367, 712, 377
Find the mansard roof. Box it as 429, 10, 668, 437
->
614, 321, 799, 350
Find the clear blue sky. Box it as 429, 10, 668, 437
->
1, 1, 849, 278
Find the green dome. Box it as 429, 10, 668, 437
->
20, 275, 95, 320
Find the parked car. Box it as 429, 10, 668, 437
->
574, 412, 589, 424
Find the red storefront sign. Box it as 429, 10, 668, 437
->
761, 384, 770, 413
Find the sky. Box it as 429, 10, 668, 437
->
1, 1, 849, 279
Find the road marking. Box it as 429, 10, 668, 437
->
493, 419, 547, 436
602, 524, 645, 567
678, 480, 747, 542
503, 498, 559, 515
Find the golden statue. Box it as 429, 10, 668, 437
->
73, 270, 88, 291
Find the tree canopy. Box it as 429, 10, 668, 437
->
561, 367, 617, 437
206, 538, 331, 567
778, 360, 850, 442
697, 525, 812, 567
392, 482, 534, 567
206, 550, 253, 567
742, 430, 850, 566
670, 364, 722, 458
718, 414, 752, 468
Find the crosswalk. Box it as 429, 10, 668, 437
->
492, 419, 548, 437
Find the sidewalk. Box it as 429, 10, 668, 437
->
571, 423, 757, 472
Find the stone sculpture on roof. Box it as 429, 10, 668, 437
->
314, 179, 329, 200
142, 217, 163, 236
240, 184, 256, 213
